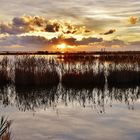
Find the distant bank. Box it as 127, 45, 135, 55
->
0, 51, 140, 55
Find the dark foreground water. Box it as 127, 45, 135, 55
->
0, 55, 140, 140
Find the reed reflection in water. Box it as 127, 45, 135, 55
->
0, 85, 139, 113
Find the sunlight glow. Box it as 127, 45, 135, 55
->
57, 43, 67, 50
56, 43, 75, 52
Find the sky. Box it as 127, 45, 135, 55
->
0, 0, 140, 51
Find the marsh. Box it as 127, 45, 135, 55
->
0, 53, 140, 140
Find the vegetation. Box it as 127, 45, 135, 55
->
107, 69, 140, 88
0, 53, 139, 88
0, 85, 139, 112
62, 70, 105, 89
58, 54, 97, 62
0, 57, 12, 86
14, 56, 60, 86
99, 54, 140, 63
0, 117, 12, 140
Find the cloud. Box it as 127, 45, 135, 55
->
0, 35, 50, 51
129, 41, 140, 46
100, 29, 116, 35
13, 16, 47, 27
48, 36, 103, 46
89, 39, 126, 51
0, 15, 91, 35
100, 39, 125, 47
128, 16, 138, 25
0, 34, 139, 51
76, 37, 103, 45
45, 20, 90, 34
45, 22, 60, 32
0, 16, 47, 34
0, 33, 104, 51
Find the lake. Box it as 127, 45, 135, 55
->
0, 54, 140, 140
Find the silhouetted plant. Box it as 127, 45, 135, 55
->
107, 69, 140, 88
14, 56, 60, 86
62, 70, 105, 89
0, 57, 12, 86
0, 116, 12, 140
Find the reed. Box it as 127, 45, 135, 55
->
62, 70, 105, 89
14, 56, 60, 86
99, 54, 140, 64
107, 69, 140, 88
0, 57, 11, 86
58, 54, 96, 62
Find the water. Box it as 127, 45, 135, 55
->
0, 55, 140, 140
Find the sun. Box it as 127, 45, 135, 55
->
57, 43, 67, 50
55, 43, 75, 52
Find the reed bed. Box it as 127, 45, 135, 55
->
14, 56, 60, 86
58, 54, 97, 62
99, 54, 140, 64
62, 70, 105, 88
0, 57, 11, 86
60, 59, 105, 88
57, 52, 140, 64
0, 53, 139, 88
107, 69, 140, 88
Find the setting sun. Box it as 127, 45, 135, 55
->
56, 43, 75, 52
57, 43, 67, 50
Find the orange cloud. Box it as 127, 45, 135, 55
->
128, 16, 138, 25
111, 45, 121, 49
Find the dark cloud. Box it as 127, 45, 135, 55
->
45, 22, 60, 32
48, 36, 103, 46
76, 37, 103, 45
45, 20, 90, 34
0, 35, 49, 48
0, 23, 27, 34
49, 37, 76, 46
128, 41, 140, 48
102, 39, 124, 46
1, 34, 139, 51
100, 29, 116, 35
0, 16, 47, 34
0, 34, 103, 51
